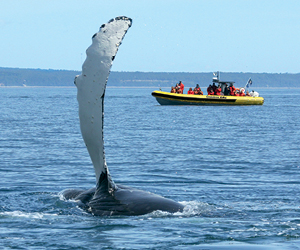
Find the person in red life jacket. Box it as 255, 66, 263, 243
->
195, 84, 203, 95
179, 81, 184, 94
187, 87, 194, 95
175, 83, 180, 93
246, 90, 251, 96
177, 87, 182, 94
239, 89, 246, 96
212, 83, 217, 94
207, 84, 212, 95
215, 85, 222, 95
234, 89, 240, 96
194, 84, 200, 95
208, 88, 214, 95
170, 86, 176, 93
193, 87, 199, 95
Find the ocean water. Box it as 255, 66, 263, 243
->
1, 86, 300, 249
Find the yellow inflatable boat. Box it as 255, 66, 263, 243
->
151, 91, 264, 106
152, 72, 264, 106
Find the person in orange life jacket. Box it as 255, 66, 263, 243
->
229, 83, 236, 96
170, 86, 176, 93
215, 85, 222, 95
179, 81, 184, 94
187, 87, 194, 95
207, 84, 212, 95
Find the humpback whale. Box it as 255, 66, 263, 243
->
62, 16, 184, 216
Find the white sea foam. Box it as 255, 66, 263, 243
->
0, 211, 58, 219
179, 200, 214, 216
140, 201, 213, 218
57, 191, 66, 201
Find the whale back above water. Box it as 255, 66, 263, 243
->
62, 16, 184, 216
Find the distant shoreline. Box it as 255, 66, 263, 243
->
1, 67, 299, 88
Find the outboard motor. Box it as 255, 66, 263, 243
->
250, 90, 260, 97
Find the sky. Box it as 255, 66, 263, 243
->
1, 0, 300, 73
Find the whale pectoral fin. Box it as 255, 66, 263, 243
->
65, 17, 184, 216
75, 17, 132, 184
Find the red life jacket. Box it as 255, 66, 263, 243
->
212, 85, 217, 94
207, 86, 212, 95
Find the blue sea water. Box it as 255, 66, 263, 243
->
0, 86, 300, 249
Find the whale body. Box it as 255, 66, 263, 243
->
62, 16, 184, 216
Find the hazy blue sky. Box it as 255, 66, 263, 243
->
1, 0, 299, 73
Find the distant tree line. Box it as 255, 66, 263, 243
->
0, 67, 78, 87
0, 67, 299, 88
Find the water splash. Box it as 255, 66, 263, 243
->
0, 211, 58, 219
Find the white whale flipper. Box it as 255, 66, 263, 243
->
74, 17, 132, 185
63, 17, 184, 216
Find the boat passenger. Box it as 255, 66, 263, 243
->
176, 87, 182, 94
212, 83, 217, 94
179, 81, 184, 94
170, 86, 176, 93
187, 87, 194, 95
224, 84, 230, 96
246, 90, 251, 96
208, 88, 214, 95
175, 83, 181, 94
199, 88, 203, 95
229, 83, 236, 96
207, 84, 212, 95
215, 85, 222, 96
234, 90, 240, 96
194, 84, 201, 95
195, 86, 203, 95
239, 89, 246, 96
